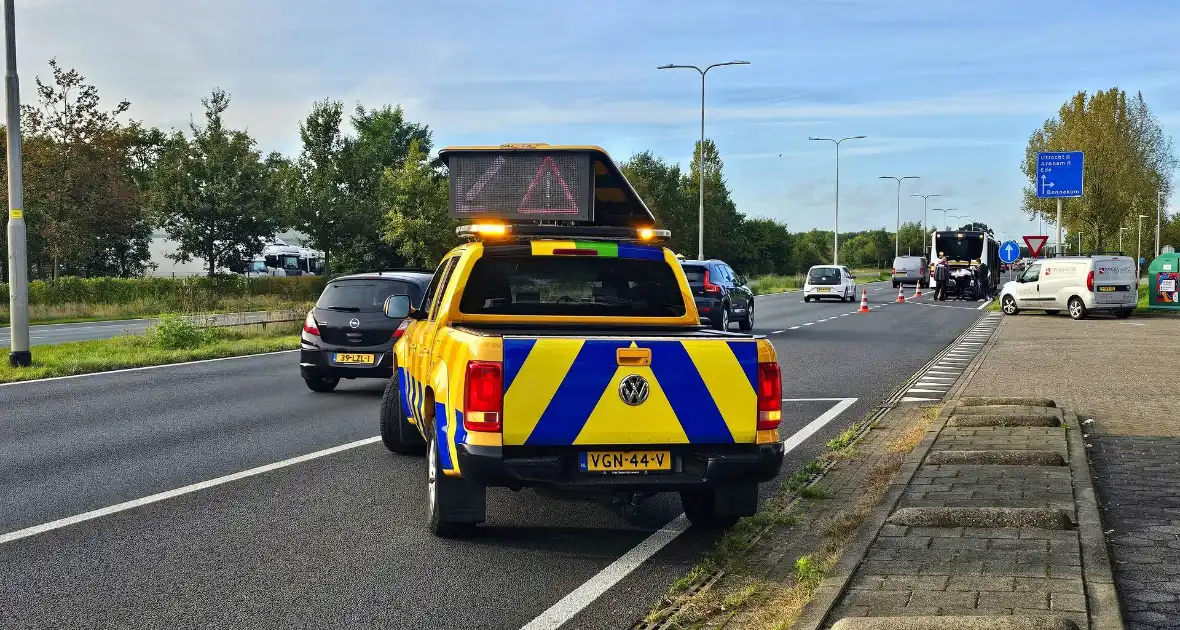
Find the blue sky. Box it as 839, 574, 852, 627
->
9, 0, 1180, 244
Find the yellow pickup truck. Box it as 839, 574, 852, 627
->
378, 144, 785, 537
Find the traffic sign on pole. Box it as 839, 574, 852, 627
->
1024, 235, 1049, 258
999, 240, 1021, 264
1036, 151, 1084, 198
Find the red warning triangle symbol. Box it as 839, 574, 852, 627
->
519, 156, 581, 215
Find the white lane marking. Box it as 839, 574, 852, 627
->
977, 299, 994, 310
789, 326, 800, 330
901, 396, 940, 402
840, 313, 850, 317
0, 350, 300, 388
771, 330, 785, 334
802, 322, 813, 326
519, 397, 858, 630
0, 436, 382, 545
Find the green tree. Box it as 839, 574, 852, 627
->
334, 104, 434, 272
151, 89, 283, 276
382, 139, 457, 267
291, 99, 353, 273
1, 59, 154, 279
898, 221, 926, 256
792, 229, 831, 272
731, 217, 792, 275
621, 151, 692, 255
955, 221, 994, 237
682, 139, 745, 262
1021, 88, 1176, 249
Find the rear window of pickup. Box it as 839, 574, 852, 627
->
459, 254, 688, 318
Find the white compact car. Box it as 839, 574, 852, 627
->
803, 265, 857, 302
998, 255, 1138, 320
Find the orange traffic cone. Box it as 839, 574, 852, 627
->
912, 283, 923, 298
896, 285, 906, 303
858, 289, 870, 313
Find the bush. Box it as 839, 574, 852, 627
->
147, 315, 218, 350
0, 275, 327, 307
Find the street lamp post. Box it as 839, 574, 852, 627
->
1120, 226, 1128, 252
808, 135, 866, 265
948, 213, 966, 231
658, 60, 750, 261
4, 0, 30, 368
1158, 190, 1165, 258
1138, 213, 1148, 278
880, 175, 920, 258
911, 193, 941, 236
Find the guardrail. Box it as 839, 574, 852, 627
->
183, 310, 303, 329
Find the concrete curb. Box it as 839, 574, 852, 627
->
793, 404, 953, 630
1064, 409, 1125, 630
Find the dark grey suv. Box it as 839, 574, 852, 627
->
299, 270, 433, 392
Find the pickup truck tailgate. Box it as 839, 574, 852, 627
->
502, 336, 759, 446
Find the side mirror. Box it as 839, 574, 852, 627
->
384, 294, 412, 319
736, 275, 747, 286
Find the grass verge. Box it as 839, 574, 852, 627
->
0, 318, 301, 384
642, 405, 939, 630
1, 296, 313, 326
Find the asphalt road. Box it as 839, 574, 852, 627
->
0, 279, 987, 630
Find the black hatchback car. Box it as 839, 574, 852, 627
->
680, 259, 755, 331
300, 270, 433, 392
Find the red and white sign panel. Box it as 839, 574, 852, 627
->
1023, 235, 1048, 258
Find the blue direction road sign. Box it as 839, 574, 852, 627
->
1036, 151, 1084, 198
999, 240, 1021, 264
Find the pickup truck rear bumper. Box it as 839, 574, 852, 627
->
456, 442, 785, 492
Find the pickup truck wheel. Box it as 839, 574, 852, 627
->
679, 489, 741, 530
426, 432, 485, 538
381, 374, 424, 455
304, 376, 339, 392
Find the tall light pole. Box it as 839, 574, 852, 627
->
932, 208, 948, 230
1158, 190, 1165, 258
658, 60, 750, 261
809, 135, 866, 265
1120, 226, 1128, 252
880, 176, 920, 258
4, 0, 30, 368
948, 213, 966, 230
1138, 213, 1148, 277
911, 193, 940, 236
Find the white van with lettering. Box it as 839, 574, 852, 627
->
998, 254, 1138, 320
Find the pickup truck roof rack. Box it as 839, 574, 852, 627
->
456, 223, 670, 244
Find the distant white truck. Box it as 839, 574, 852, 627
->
998, 254, 1137, 320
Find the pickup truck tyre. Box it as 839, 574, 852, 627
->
426, 429, 486, 538
304, 376, 339, 393
380, 374, 425, 455
738, 302, 754, 331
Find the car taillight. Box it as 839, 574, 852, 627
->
1086, 270, 1094, 292
392, 319, 412, 341
703, 269, 721, 293
302, 311, 319, 336
891, 268, 897, 274
756, 361, 782, 430
464, 361, 503, 432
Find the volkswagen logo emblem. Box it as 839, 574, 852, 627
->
349, 318, 360, 329
618, 374, 650, 406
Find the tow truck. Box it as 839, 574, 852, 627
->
377, 144, 785, 537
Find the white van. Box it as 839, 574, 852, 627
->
998, 255, 1137, 320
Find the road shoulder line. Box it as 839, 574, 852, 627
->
0, 436, 381, 545
0, 349, 299, 388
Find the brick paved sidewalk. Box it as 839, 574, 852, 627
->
959, 313, 1180, 629
797, 399, 1120, 630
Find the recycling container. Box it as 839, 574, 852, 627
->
1148, 252, 1180, 311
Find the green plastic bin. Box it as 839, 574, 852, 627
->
1148, 252, 1180, 311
